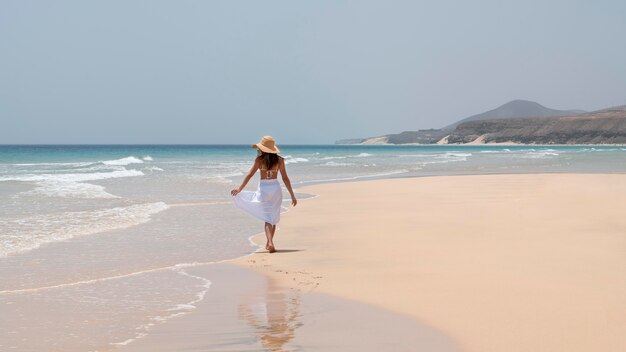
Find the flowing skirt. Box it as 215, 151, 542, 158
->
233, 179, 283, 225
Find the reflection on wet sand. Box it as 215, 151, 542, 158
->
238, 276, 302, 352
109, 263, 458, 351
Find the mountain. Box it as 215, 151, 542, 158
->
440, 99, 584, 131
335, 100, 586, 145
442, 107, 626, 145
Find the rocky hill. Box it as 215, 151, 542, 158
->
440, 99, 584, 131
442, 107, 626, 145
336, 100, 586, 144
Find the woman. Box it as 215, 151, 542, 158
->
231, 136, 297, 253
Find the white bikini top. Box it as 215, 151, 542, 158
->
259, 164, 279, 179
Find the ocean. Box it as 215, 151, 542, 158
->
1, 144, 625, 349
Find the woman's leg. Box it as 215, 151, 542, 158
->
264, 222, 271, 249
270, 224, 277, 252
265, 222, 275, 253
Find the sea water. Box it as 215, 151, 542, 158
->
1, 144, 625, 349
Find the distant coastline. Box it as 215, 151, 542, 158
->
337, 100, 626, 145
336, 142, 626, 146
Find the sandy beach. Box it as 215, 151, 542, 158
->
233, 173, 626, 351
4, 172, 626, 351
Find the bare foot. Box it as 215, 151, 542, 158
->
268, 244, 276, 253
265, 243, 269, 250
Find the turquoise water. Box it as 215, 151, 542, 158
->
1, 144, 626, 257
0, 144, 625, 349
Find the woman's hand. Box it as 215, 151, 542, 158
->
291, 196, 297, 207
231, 189, 240, 196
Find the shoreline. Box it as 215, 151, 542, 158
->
293, 169, 626, 190
3, 171, 626, 350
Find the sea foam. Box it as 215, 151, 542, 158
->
22, 180, 119, 199
0, 169, 145, 183
102, 156, 145, 166
324, 161, 356, 167
319, 156, 348, 160
2, 169, 145, 198
431, 152, 472, 162
522, 151, 560, 158
283, 156, 309, 164
0, 202, 169, 257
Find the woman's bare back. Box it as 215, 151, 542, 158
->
259, 157, 282, 180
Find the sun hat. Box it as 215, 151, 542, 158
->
252, 135, 280, 154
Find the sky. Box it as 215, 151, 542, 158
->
1, 1, 625, 144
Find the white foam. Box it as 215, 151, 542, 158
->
442, 152, 472, 157
284, 156, 309, 164
189, 171, 242, 184
477, 149, 513, 154
324, 161, 356, 166
110, 338, 138, 346
430, 152, 472, 162
0, 202, 169, 257
0, 259, 214, 295
578, 148, 620, 152
2, 166, 144, 199
144, 166, 164, 172
142, 156, 154, 161
418, 159, 462, 166
21, 180, 119, 199
0, 169, 144, 183
167, 304, 196, 311
11, 161, 95, 167
72, 163, 127, 172
522, 151, 560, 158
319, 156, 347, 160
397, 154, 432, 157
205, 177, 235, 184
102, 156, 144, 166
109, 268, 212, 348
354, 152, 373, 157
219, 171, 244, 178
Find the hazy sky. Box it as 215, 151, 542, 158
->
2, 1, 625, 144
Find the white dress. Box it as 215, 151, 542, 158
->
233, 178, 283, 225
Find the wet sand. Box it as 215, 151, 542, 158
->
117, 264, 459, 352
234, 173, 626, 352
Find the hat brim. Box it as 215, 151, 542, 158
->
252, 144, 280, 154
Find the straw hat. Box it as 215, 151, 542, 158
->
252, 135, 280, 154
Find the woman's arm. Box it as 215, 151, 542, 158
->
279, 158, 297, 206
231, 158, 259, 196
